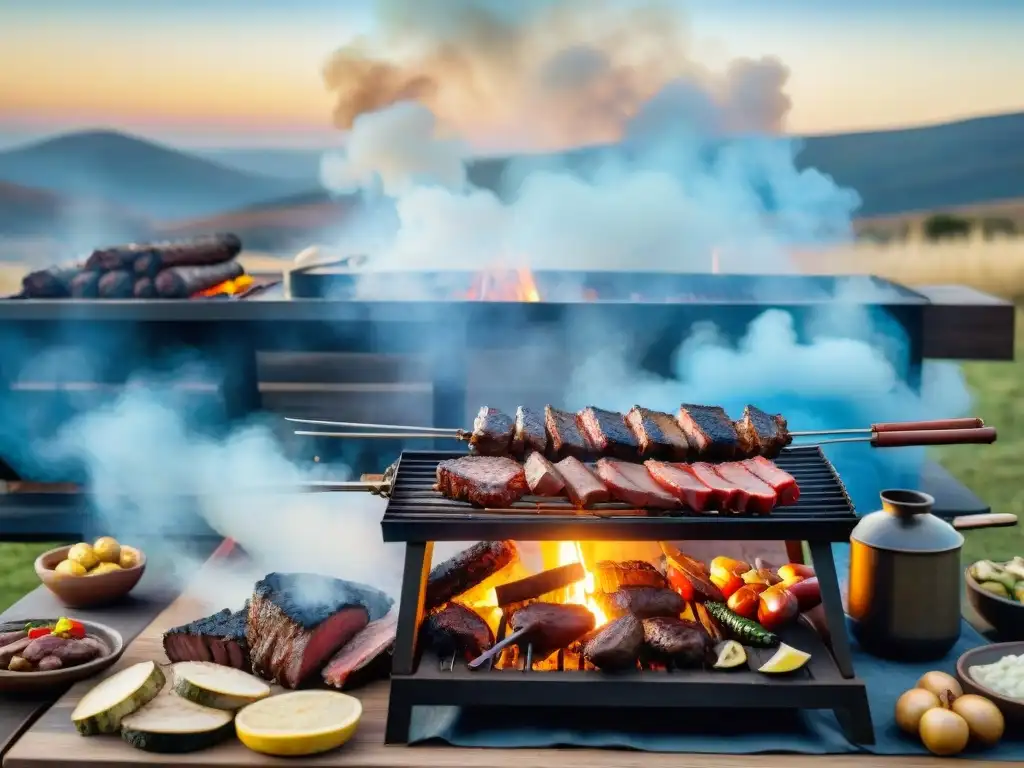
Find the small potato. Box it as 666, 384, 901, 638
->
37, 656, 63, 671
53, 640, 102, 667
22, 635, 69, 663
8, 656, 34, 672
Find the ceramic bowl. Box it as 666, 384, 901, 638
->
0, 618, 124, 692
964, 567, 1024, 640
35, 544, 146, 608
956, 641, 1024, 727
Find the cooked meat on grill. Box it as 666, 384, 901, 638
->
595, 458, 679, 510
742, 455, 800, 505
164, 608, 250, 670
583, 615, 644, 671
513, 406, 548, 457
642, 617, 712, 668
595, 560, 666, 593
735, 404, 791, 458
434, 456, 529, 507
676, 404, 740, 460
545, 406, 591, 459
688, 462, 741, 509
625, 406, 691, 460
595, 585, 687, 620
555, 456, 610, 507
153, 260, 245, 299
644, 461, 713, 511
469, 407, 515, 456
712, 463, 776, 514
509, 602, 596, 662
247, 573, 393, 688
425, 541, 519, 610
322, 610, 398, 689
578, 407, 639, 460
524, 451, 565, 496
422, 603, 494, 660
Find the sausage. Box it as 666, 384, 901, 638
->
69, 271, 101, 298
97, 270, 134, 299
52, 640, 103, 666
132, 233, 243, 277
22, 634, 70, 663
153, 260, 244, 298
425, 541, 519, 610
37, 656, 63, 671
78, 636, 111, 658
0, 638, 32, 667
20, 263, 83, 298
0, 630, 26, 646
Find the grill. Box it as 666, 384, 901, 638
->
381, 447, 874, 747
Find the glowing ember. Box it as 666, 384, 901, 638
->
192, 274, 254, 298
466, 268, 541, 302
556, 541, 609, 627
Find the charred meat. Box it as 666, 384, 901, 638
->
422, 603, 494, 660
742, 455, 800, 505
164, 608, 250, 670
509, 602, 596, 662
644, 461, 713, 511
595, 458, 679, 510
524, 451, 565, 496
595, 585, 687, 620
322, 611, 398, 689
513, 406, 548, 457
425, 540, 519, 610
577, 407, 639, 460
583, 615, 644, 671
247, 573, 393, 688
595, 560, 666, 593
676, 404, 740, 460
544, 406, 591, 459
555, 456, 610, 507
469, 407, 515, 456
642, 617, 712, 668
435, 456, 528, 507
712, 464, 776, 514
626, 406, 691, 460
735, 404, 791, 458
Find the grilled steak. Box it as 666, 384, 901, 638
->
578, 407, 639, 460
164, 608, 250, 670
544, 406, 591, 459
513, 406, 548, 457
426, 540, 519, 610
435, 456, 528, 507
676, 404, 740, 460
595, 560, 666, 593
644, 461, 713, 511
595, 585, 687, 620
742, 456, 800, 505
555, 456, 610, 507
689, 462, 740, 509
524, 451, 565, 496
712, 464, 776, 514
322, 611, 398, 689
735, 405, 790, 458
469, 407, 515, 456
583, 614, 644, 671
247, 573, 393, 688
642, 617, 712, 668
509, 602, 596, 662
422, 603, 494, 660
595, 458, 679, 510
626, 406, 691, 460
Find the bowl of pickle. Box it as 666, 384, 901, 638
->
34, 537, 146, 608
966, 558, 1024, 640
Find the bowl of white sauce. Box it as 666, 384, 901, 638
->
957, 641, 1024, 726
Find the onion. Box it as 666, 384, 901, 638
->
917, 670, 963, 702
919, 708, 969, 756
894, 688, 940, 734
952, 694, 1005, 747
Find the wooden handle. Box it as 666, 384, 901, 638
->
952, 513, 1017, 530
872, 427, 997, 447
467, 626, 528, 670
870, 418, 983, 432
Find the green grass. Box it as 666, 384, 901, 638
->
0, 542, 67, 613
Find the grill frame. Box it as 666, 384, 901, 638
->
381, 446, 858, 542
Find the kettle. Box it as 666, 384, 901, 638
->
847, 489, 1016, 661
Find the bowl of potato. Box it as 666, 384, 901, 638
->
35, 537, 146, 608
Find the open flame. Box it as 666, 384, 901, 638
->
556, 541, 609, 627
466, 268, 541, 302
191, 274, 254, 298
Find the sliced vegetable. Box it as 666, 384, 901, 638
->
970, 561, 1016, 592
741, 568, 780, 587
726, 584, 766, 619
787, 577, 822, 612
1003, 557, 1024, 581
235, 690, 362, 756
72, 660, 165, 735
1015, 583, 1024, 603
171, 662, 271, 711
757, 584, 799, 631
709, 557, 749, 598
664, 563, 724, 603
712, 640, 747, 669
704, 602, 778, 647
28, 627, 52, 639
777, 563, 815, 583
693, 602, 726, 643
121, 693, 234, 753
53, 618, 86, 639
979, 581, 1011, 598
758, 643, 811, 674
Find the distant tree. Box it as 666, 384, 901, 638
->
982, 217, 1017, 238
923, 213, 972, 240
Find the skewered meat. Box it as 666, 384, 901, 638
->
513, 406, 547, 456
583, 615, 644, 671
595, 560, 666, 592
322, 611, 397, 689
555, 456, 610, 507
595, 586, 687, 620
735, 405, 791, 458
434, 456, 528, 507
422, 603, 494, 660
509, 602, 595, 662
642, 617, 712, 668
524, 451, 565, 496
164, 608, 250, 670
676, 404, 740, 460
469, 407, 515, 456
595, 459, 679, 510
626, 406, 691, 460
742, 455, 800, 505
545, 406, 590, 459
712, 464, 776, 514
644, 461, 713, 511
578, 407, 639, 460
425, 541, 519, 610
688, 462, 740, 509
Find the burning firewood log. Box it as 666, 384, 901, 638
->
153, 260, 245, 299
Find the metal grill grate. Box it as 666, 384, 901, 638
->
380, 446, 857, 542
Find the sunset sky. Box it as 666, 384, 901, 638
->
1, 0, 1022, 149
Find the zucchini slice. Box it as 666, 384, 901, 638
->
71, 660, 166, 736
171, 661, 271, 711
121, 693, 235, 753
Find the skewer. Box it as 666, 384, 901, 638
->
286, 417, 462, 434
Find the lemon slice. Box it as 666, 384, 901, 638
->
235, 690, 362, 756
712, 640, 747, 669
758, 643, 811, 674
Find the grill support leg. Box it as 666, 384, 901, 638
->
386, 541, 433, 744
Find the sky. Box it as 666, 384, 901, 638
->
1, 0, 1022, 150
